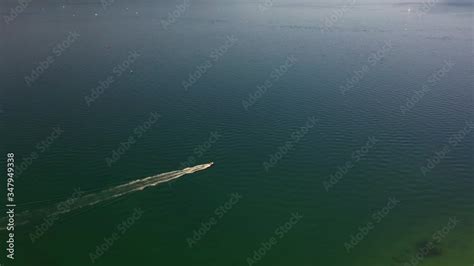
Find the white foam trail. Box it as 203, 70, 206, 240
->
1, 162, 213, 229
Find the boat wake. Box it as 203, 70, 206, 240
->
1, 162, 213, 230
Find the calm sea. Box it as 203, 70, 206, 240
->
1, 0, 473, 265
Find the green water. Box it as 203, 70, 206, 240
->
1, 1, 473, 265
